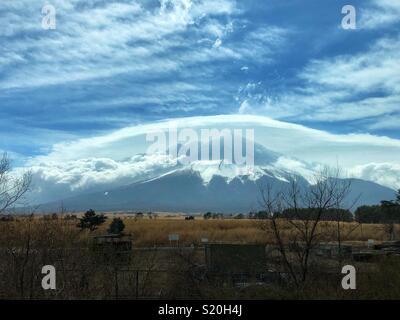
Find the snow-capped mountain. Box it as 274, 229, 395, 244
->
37, 143, 396, 213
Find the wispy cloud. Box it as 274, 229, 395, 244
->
0, 0, 287, 90
368, 115, 400, 130
360, 0, 400, 29
240, 35, 400, 126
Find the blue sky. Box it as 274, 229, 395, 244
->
1, 0, 399, 161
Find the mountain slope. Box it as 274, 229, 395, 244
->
38, 167, 395, 213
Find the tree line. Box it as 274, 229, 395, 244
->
355, 190, 400, 223
235, 189, 400, 224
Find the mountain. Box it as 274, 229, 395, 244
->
37, 144, 396, 213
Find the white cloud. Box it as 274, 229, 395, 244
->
299, 37, 400, 95
27, 114, 400, 165
368, 115, 400, 130
212, 38, 222, 48
242, 35, 400, 124
0, 0, 291, 91
0, 0, 245, 89
360, 0, 400, 29
350, 162, 400, 190
26, 153, 180, 203
0, 0, 285, 89
32, 154, 177, 190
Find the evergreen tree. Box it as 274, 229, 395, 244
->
77, 209, 107, 232
107, 217, 125, 235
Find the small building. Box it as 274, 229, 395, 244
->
92, 233, 132, 249
353, 251, 384, 262
91, 234, 133, 260
314, 244, 353, 259
374, 240, 400, 253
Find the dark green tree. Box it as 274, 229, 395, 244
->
280, 208, 353, 222
135, 212, 144, 219
252, 211, 269, 219
107, 217, 125, 235
203, 212, 212, 220
77, 209, 107, 231
212, 213, 223, 219
355, 205, 382, 223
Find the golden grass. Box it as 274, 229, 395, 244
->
95, 217, 399, 247
94, 218, 265, 246
2, 216, 398, 247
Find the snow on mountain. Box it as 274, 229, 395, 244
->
33, 142, 396, 213
37, 166, 396, 214
28, 141, 317, 205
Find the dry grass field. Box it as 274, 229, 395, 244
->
96, 217, 400, 246
89, 216, 397, 247
1, 213, 399, 249
3, 214, 394, 247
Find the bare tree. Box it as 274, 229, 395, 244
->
0, 153, 32, 214
259, 166, 352, 287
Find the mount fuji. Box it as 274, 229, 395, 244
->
36, 142, 395, 213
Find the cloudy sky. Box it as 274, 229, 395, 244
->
1, 0, 399, 202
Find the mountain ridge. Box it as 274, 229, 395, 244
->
35, 166, 395, 214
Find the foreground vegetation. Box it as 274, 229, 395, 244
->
0, 215, 400, 299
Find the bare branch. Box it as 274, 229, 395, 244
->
0, 152, 32, 214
